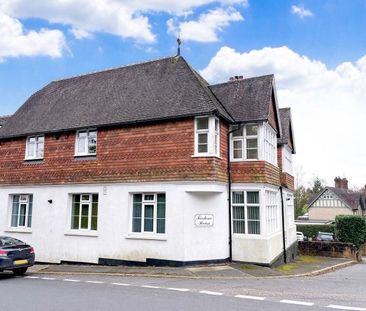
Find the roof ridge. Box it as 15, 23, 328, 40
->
0, 114, 12, 118
210, 74, 274, 88
52, 55, 177, 83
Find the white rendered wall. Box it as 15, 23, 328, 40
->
0, 182, 228, 264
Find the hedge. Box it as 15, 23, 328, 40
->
296, 224, 335, 239
335, 215, 366, 249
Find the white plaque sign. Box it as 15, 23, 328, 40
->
194, 214, 214, 227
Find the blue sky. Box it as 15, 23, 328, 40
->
0, 0, 365, 188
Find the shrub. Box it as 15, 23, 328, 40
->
296, 224, 335, 239
335, 215, 366, 249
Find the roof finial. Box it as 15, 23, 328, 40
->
177, 35, 182, 56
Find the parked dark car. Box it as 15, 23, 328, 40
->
0, 236, 35, 275
315, 232, 335, 241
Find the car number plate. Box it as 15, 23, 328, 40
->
14, 259, 28, 265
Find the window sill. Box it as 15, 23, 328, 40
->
230, 159, 259, 162
23, 158, 44, 164
64, 230, 99, 237
74, 155, 97, 161
192, 155, 222, 159
232, 233, 263, 239
5, 228, 32, 234
126, 233, 167, 241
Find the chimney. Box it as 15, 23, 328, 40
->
229, 75, 244, 81
334, 177, 348, 189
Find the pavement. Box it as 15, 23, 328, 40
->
28, 255, 358, 279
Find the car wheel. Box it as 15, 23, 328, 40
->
12, 267, 28, 276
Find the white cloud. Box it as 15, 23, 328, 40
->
0, 10, 66, 62
201, 46, 366, 188
291, 5, 313, 19
0, 0, 248, 44
70, 27, 93, 40
167, 7, 243, 42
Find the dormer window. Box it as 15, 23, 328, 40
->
194, 116, 220, 157
25, 135, 44, 160
75, 129, 97, 156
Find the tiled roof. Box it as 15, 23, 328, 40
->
0, 115, 12, 132
278, 108, 296, 153
209, 75, 274, 123
309, 187, 366, 211
0, 56, 233, 139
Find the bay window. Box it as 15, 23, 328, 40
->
231, 124, 258, 160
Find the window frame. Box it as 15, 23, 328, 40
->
10, 194, 33, 229
131, 193, 166, 235
232, 190, 261, 235
70, 193, 98, 232
75, 129, 97, 157
194, 116, 220, 157
25, 135, 44, 160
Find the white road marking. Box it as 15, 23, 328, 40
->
86, 281, 105, 284
235, 295, 266, 301
141, 285, 161, 289
327, 305, 366, 311
111, 283, 131, 286
41, 277, 56, 280
167, 288, 190, 292
200, 290, 223, 296
280, 299, 314, 306
24, 276, 39, 279
63, 279, 80, 282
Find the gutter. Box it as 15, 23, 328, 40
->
227, 123, 245, 261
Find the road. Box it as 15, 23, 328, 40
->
0, 262, 365, 311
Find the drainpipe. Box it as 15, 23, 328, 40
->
279, 186, 287, 264
227, 123, 244, 262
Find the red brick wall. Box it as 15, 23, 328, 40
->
231, 161, 281, 185
0, 118, 229, 185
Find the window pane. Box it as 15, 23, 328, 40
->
198, 133, 208, 153
247, 206, 260, 220
198, 133, 207, 144
27, 141, 35, 158
196, 118, 209, 130
232, 192, 244, 204
215, 119, 219, 132
157, 194, 166, 234
27, 196, 33, 228
144, 205, 154, 232
232, 128, 243, 137
37, 140, 44, 158
233, 150, 242, 159
19, 204, 27, 226
247, 192, 259, 204
144, 194, 154, 201
246, 139, 257, 149
248, 220, 260, 234
71, 203, 80, 230
81, 194, 90, 201
80, 204, 89, 229
91, 202, 98, 230
247, 148, 258, 159
88, 135, 97, 154
132, 194, 142, 232
233, 205, 245, 220
246, 125, 258, 136
11, 195, 19, 227
233, 220, 245, 234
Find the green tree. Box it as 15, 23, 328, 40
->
294, 185, 308, 218
308, 176, 325, 195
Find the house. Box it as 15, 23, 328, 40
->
308, 177, 366, 221
0, 55, 297, 267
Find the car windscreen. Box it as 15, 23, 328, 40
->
0, 236, 25, 247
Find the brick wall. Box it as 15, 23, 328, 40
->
231, 161, 281, 185
0, 118, 229, 185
